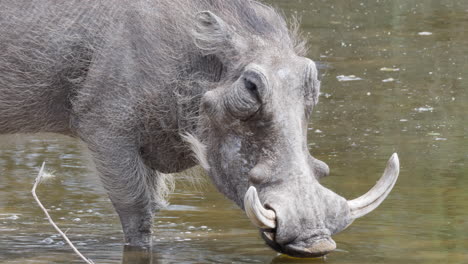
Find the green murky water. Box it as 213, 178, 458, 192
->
1, 0, 467, 263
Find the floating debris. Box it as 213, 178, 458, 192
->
380, 67, 400, 72
382, 78, 395, 82
414, 106, 434, 112
336, 75, 363, 82
435, 137, 447, 141
40, 169, 56, 180
0, 228, 17, 232
418, 31, 433, 36
427, 132, 440, 136
41, 237, 54, 245
0, 214, 20, 220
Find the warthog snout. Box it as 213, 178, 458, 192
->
262, 229, 337, 258
244, 154, 400, 257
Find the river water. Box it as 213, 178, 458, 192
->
1, 0, 467, 263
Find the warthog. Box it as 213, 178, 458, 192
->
0, 0, 399, 257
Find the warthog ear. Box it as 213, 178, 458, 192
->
306, 61, 320, 105
193, 11, 245, 64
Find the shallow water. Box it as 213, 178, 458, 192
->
1, 0, 468, 263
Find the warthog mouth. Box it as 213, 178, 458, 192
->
261, 230, 336, 258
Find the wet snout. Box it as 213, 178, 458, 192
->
243, 154, 400, 258
258, 189, 344, 258
244, 161, 344, 257
261, 228, 336, 258
284, 237, 336, 258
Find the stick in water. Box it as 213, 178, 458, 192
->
32, 162, 95, 264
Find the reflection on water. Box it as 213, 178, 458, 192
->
121, 247, 152, 264
1, 0, 467, 263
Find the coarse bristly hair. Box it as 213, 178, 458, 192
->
0, 0, 307, 208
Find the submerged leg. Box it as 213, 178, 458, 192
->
83, 133, 169, 247
122, 245, 153, 264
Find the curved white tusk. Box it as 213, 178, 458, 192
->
347, 153, 400, 219
244, 186, 276, 229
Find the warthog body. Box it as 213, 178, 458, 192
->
0, 0, 399, 257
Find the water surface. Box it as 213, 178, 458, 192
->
1, 0, 467, 263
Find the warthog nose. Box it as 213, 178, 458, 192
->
284, 237, 336, 258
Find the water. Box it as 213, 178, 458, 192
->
1, 0, 468, 263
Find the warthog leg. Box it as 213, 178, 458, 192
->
81, 130, 164, 248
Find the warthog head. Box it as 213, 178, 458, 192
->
187, 9, 399, 258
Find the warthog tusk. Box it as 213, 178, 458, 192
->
347, 153, 400, 219
244, 186, 276, 229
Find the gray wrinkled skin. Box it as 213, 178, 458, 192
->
0, 0, 354, 257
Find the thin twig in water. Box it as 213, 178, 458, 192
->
32, 162, 95, 264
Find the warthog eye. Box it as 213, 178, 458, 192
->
244, 78, 257, 92
244, 77, 260, 101
223, 68, 266, 121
